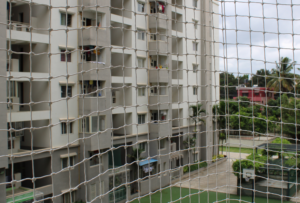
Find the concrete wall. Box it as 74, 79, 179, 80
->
0, 2, 8, 202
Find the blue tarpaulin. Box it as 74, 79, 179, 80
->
138, 158, 158, 166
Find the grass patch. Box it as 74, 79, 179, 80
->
130, 187, 290, 203
219, 146, 263, 154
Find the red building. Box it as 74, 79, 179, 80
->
233, 85, 275, 105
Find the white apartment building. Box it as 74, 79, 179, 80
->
1, 0, 219, 202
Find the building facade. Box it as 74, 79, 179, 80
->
234, 86, 275, 105
2, 0, 219, 202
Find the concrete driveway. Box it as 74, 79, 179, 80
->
174, 159, 238, 195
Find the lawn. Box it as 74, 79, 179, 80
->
130, 187, 290, 203
219, 146, 263, 154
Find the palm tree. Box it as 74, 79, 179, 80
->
189, 104, 206, 131
213, 102, 227, 154
267, 57, 295, 92
127, 148, 144, 161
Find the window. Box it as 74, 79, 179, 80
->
255, 93, 259, 96
138, 114, 146, 124
61, 13, 72, 27
7, 81, 17, 97
137, 29, 145, 40
151, 59, 157, 67
138, 86, 146, 96
80, 80, 105, 97
242, 93, 248, 97
193, 42, 198, 51
139, 143, 146, 151
63, 191, 76, 203
138, 2, 145, 12
193, 0, 198, 7
159, 139, 165, 149
193, 64, 198, 73
61, 86, 72, 98
90, 150, 102, 166
81, 117, 90, 133
61, 49, 71, 62
91, 116, 105, 132
193, 87, 198, 95
61, 122, 73, 134
61, 156, 75, 169
138, 58, 145, 68
90, 184, 96, 200
82, 17, 92, 26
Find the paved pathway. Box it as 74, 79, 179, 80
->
223, 152, 249, 160
174, 159, 238, 195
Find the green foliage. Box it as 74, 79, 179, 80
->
267, 57, 296, 92
251, 69, 272, 87
212, 154, 225, 162
183, 162, 208, 174
219, 133, 226, 141
128, 148, 144, 161
183, 136, 196, 149
190, 104, 206, 131
232, 153, 267, 177
271, 138, 291, 144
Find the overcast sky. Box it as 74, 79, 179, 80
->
218, 0, 300, 78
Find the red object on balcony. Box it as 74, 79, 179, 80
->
233, 86, 275, 105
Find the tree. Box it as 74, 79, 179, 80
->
127, 148, 144, 161
267, 57, 295, 92
220, 72, 238, 99
183, 136, 197, 162
189, 104, 206, 131
219, 132, 226, 154
251, 69, 271, 87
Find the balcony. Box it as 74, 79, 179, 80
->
172, 109, 183, 128
79, 97, 107, 114
149, 122, 171, 137
112, 113, 132, 136
111, 53, 132, 77
7, 20, 49, 44
111, 0, 132, 19
149, 13, 168, 29
172, 12, 183, 32
149, 95, 170, 110
6, 184, 52, 203
149, 69, 170, 83
149, 41, 168, 56
172, 60, 183, 80
80, 130, 111, 151
7, 110, 50, 123
172, 87, 183, 103
78, 0, 110, 7
78, 28, 109, 47
78, 62, 110, 81
112, 84, 132, 107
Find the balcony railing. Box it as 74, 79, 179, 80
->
109, 186, 126, 203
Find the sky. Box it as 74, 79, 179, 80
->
218, 0, 300, 78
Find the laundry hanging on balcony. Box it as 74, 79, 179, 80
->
143, 166, 153, 173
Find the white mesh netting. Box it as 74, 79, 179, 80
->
3, 0, 300, 203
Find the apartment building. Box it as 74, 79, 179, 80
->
2, 0, 219, 202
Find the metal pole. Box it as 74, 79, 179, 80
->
252, 179, 254, 203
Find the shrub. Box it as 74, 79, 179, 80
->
212, 154, 225, 162
262, 138, 291, 157
232, 153, 267, 177
183, 161, 207, 173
